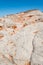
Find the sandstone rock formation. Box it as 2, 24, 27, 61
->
0, 10, 43, 65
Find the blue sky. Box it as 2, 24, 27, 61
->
0, 0, 43, 17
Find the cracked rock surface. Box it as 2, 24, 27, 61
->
31, 30, 43, 65
0, 10, 43, 65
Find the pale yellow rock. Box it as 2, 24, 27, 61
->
0, 10, 43, 65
